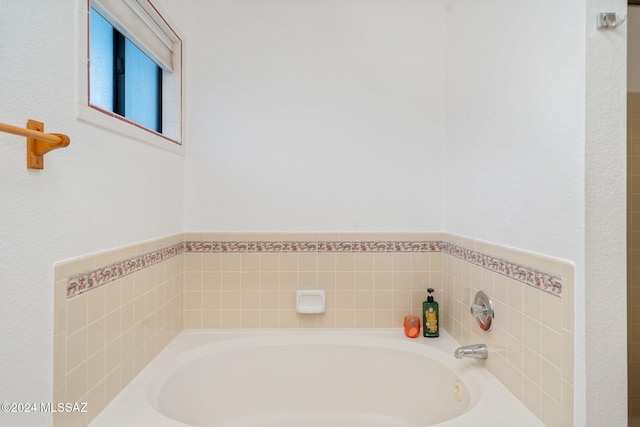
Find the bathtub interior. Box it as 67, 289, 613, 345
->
153, 335, 473, 427
89, 329, 543, 427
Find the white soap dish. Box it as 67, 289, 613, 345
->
296, 290, 325, 314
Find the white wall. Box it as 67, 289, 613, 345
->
0, 2, 184, 426
183, 0, 446, 232
585, 0, 627, 425
443, 0, 627, 425
443, 0, 584, 263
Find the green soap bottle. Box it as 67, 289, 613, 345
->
422, 288, 439, 337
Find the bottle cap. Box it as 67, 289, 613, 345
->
427, 288, 434, 303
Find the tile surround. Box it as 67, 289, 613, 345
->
441, 235, 573, 426
66, 235, 562, 299
53, 235, 184, 427
55, 232, 573, 426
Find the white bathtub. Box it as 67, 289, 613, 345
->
89, 329, 543, 427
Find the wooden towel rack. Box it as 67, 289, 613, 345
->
0, 119, 70, 169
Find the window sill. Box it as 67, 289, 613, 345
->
77, 103, 184, 155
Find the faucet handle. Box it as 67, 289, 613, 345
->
470, 303, 489, 318
471, 290, 494, 332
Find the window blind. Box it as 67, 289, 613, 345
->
91, 0, 177, 72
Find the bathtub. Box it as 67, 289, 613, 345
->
89, 329, 543, 427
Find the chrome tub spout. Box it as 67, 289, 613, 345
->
454, 343, 488, 359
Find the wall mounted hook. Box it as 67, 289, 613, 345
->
597, 12, 627, 29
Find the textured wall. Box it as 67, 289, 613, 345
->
628, 92, 640, 420
442, 0, 584, 264
182, 0, 446, 232
585, 0, 628, 425
0, 2, 185, 426
443, 0, 627, 424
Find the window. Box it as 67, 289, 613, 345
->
90, 7, 162, 132
80, 0, 182, 148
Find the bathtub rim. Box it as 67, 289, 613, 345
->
89, 328, 544, 427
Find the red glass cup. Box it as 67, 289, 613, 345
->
404, 315, 420, 338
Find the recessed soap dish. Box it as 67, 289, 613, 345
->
296, 290, 326, 314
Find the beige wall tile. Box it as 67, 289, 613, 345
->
523, 315, 541, 353
87, 318, 106, 357
242, 272, 260, 290
183, 292, 202, 310
220, 291, 241, 310
374, 291, 393, 310
278, 291, 296, 310
202, 311, 221, 328
373, 253, 392, 271
184, 253, 202, 271
393, 272, 412, 290
221, 253, 242, 271
354, 253, 374, 271
202, 253, 221, 271
55, 232, 572, 427
540, 326, 562, 368
540, 358, 562, 404
183, 271, 202, 291
523, 376, 541, 418
374, 309, 393, 327
242, 310, 260, 328
66, 294, 87, 335
336, 253, 355, 272
374, 271, 392, 290
508, 281, 523, 311
279, 253, 297, 272
297, 253, 316, 272
506, 306, 524, 341
203, 272, 221, 291
66, 362, 88, 403
220, 310, 242, 328
53, 332, 66, 390
279, 272, 297, 290
54, 235, 184, 427
66, 328, 88, 371
336, 290, 355, 309
298, 272, 317, 290
355, 272, 374, 290
540, 392, 562, 427
278, 310, 298, 327
355, 310, 374, 327
317, 253, 336, 271
438, 236, 572, 426
335, 310, 355, 327
355, 290, 374, 309
260, 253, 279, 272
221, 272, 241, 290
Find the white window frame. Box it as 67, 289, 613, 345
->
77, 0, 183, 153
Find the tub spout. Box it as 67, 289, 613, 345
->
454, 343, 488, 359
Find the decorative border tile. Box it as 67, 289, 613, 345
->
66, 240, 562, 298
66, 242, 185, 297
184, 240, 444, 253
442, 243, 562, 297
